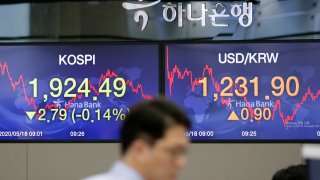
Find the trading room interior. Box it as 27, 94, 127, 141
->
0, 1, 320, 180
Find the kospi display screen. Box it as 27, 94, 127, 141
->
165, 42, 320, 141
0, 44, 159, 141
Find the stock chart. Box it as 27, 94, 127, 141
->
165, 43, 320, 140
0, 44, 159, 140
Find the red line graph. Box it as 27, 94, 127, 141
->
165, 46, 320, 126
0, 61, 153, 114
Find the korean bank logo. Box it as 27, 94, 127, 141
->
122, 0, 253, 31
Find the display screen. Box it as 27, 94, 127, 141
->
0, 44, 159, 140
165, 43, 320, 141
309, 160, 320, 180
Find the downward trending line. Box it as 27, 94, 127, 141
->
0, 62, 153, 115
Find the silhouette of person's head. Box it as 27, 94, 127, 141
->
272, 164, 307, 180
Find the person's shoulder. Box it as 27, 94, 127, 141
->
81, 172, 113, 180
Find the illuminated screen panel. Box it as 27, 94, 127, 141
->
0, 44, 159, 141
165, 43, 320, 141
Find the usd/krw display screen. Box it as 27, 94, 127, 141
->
0, 44, 159, 140
165, 43, 320, 141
